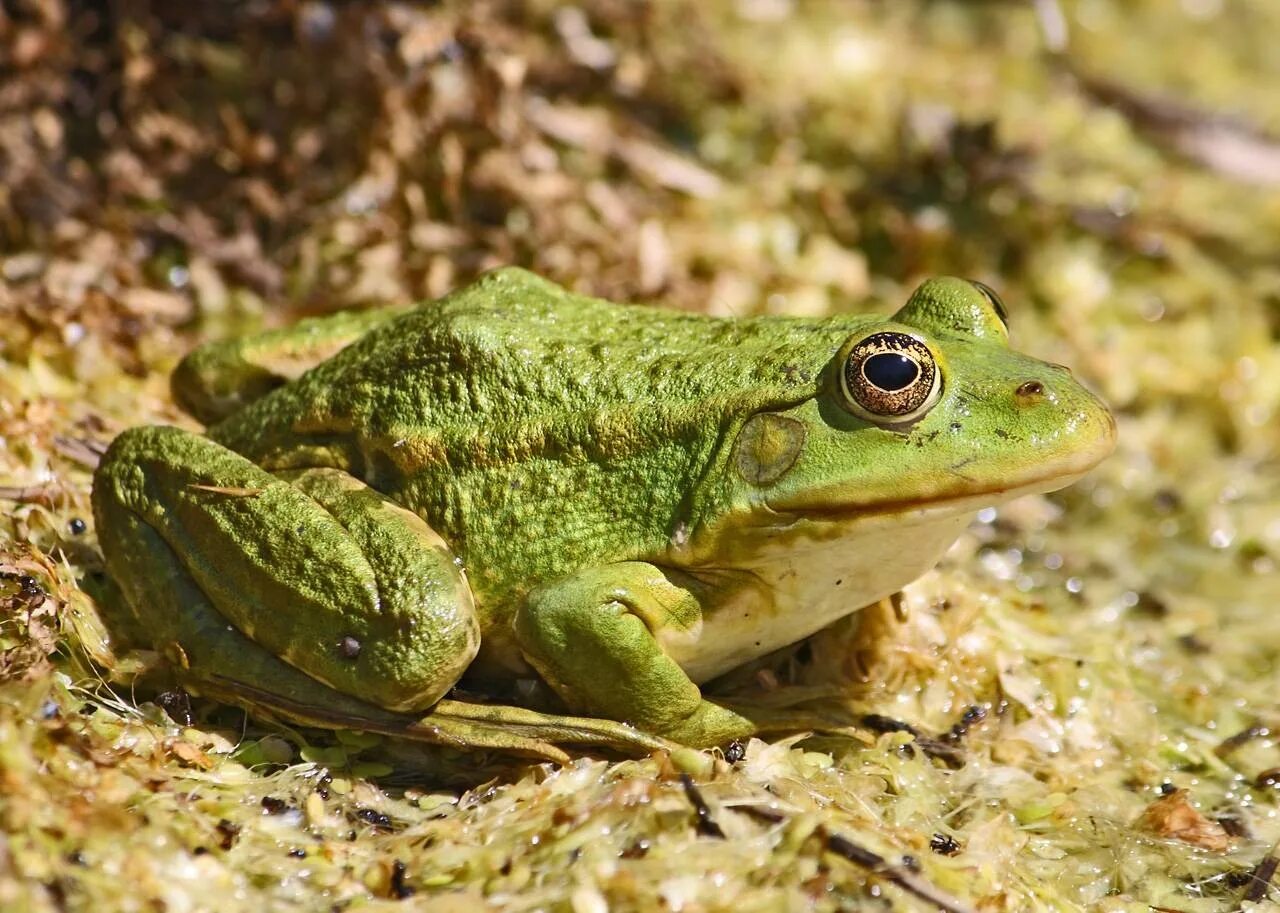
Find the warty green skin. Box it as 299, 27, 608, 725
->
92, 268, 1116, 756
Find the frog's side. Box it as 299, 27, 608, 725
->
92, 268, 1115, 756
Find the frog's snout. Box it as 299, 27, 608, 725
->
1012, 369, 1117, 470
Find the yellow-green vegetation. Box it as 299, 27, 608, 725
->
4, 1, 1280, 910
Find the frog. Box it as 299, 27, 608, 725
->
92, 268, 1115, 761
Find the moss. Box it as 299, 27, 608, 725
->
3, 1, 1280, 909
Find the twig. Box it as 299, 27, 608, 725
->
1241, 839, 1280, 905
0, 483, 63, 507
860, 713, 967, 768
736, 805, 978, 913
1215, 723, 1270, 759
1069, 69, 1280, 187
678, 774, 726, 838
1032, 0, 1068, 53
53, 435, 107, 468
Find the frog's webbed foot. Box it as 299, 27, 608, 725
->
92, 425, 479, 716
199, 677, 670, 763
406, 699, 671, 760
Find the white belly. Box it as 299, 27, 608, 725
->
663, 505, 975, 683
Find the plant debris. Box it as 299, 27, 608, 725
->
4, 1, 1280, 911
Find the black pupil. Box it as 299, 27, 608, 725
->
864, 353, 919, 391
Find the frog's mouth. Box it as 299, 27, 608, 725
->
763, 428, 1114, 527
777, 466, 1090, 524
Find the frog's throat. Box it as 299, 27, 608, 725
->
662, 466, 1097, 684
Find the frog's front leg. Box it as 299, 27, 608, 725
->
513, 564, 757, 747
93, 425, 478, 713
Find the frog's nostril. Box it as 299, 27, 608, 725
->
1050, 363, 1074, 375
1016, 380, 1045, 399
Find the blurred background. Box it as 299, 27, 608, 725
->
3, 2, 1280, 911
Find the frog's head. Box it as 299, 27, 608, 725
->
684, 277, 1116, 563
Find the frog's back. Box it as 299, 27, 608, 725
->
210, 268, 868, 611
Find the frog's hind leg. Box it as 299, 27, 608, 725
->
92, 424, 477, 714
173, 304, 411, 424
94, 500, 663, 762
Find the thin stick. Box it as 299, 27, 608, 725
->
1241, 838, 1280, 904
735, 805, 978, 913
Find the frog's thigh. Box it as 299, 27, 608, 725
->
92, 501, 430, 726
512, 563, 754, 747
92, 425, 478, 712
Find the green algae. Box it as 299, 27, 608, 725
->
4, 1, 1280, 910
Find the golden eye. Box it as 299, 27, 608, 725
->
841, 332, 941, 424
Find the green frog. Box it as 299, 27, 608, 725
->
92, 268, 1115, 759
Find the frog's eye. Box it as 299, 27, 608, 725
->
840, 332, 941, 424
969, 280, 1009, 328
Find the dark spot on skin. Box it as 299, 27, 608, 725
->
835, 579, 842, 586
338, 635, 362, 659
950, 422, 962, 432
901, 855, 921, 872
288, 848, 307, 858
68, 518, 87, 535
994, 429, 1010, 439
1016, 380, 1045, 398
261, 796, 288, 814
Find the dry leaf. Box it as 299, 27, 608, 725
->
1137, 789, 1233, 853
